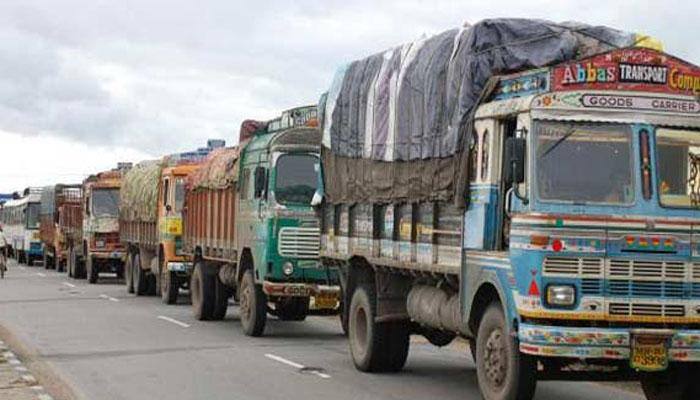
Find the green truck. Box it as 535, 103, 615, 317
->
183, 106, 341, 336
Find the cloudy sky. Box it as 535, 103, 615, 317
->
0, 0, 697, 193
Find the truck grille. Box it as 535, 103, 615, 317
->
543, 257, 603, 277
609, 259, 686, 281
278, 227, 320, 259
609, 302, 686, 318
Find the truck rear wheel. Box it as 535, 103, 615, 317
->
125, 253, 134, 293
348, 284, 410, 372
191, 261, 216, 320
275, 297, 309, 321
239, 269, 266, 336
67, 247, 74, 278
161, 268, 179, 305
475, 304, 536, 400
86, 256, 98, 284
56, 253, 64, 272
133, 254, 149, 295
43, 251, 50, 270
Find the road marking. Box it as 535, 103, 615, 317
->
62, 282, 76, 288
99, 294, 120, 302
35, 272, 46, 277
157, 315, 190, 328
20, 266, 26, 271
264, 353, 331, 379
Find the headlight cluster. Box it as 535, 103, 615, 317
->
282, 261, 294, 276
546, 285, 576, 307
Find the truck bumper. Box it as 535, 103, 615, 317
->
167, 262, 192, 273
263, 281, 341, 308
91, 251, 125, 260
519, 323, 700, 362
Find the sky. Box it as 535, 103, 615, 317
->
0, 0, 698, 193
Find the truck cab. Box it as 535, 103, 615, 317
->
238, 106, 340, 323
82, 170, 126, 283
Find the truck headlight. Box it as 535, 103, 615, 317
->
546, 285, 576, 307
282, 261, 294, 276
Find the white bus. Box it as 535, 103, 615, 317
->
0, 188, 43, 265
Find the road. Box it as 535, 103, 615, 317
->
0, 259, 644, 400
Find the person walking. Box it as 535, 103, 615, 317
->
0, 225, 8, 279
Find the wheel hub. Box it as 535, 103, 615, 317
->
484, 328, 507, 388
240, 286, 251, 321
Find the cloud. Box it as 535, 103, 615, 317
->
0, 0, 697, 192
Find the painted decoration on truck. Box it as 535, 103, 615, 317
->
553, 47, 700, 96
492, 69, 550, 100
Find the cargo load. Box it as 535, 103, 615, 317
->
320, 18, 639, 205
186, 147, 241, 191
119, 160, 164, 223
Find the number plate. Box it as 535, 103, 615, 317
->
314, 294, 338, 310
630, 335, 669, 372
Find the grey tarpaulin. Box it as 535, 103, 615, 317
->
321, 18, 636, 206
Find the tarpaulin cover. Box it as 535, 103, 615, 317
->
40, 186, 55, 216
187, 147, 240, 190
119, 160, 163, 222
321, 18, 637, 205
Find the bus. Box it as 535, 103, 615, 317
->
0, 188, 43, 265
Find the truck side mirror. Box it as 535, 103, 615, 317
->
504, 137, 525, 185
504, 137, 528, 205
254, 167, 267, 199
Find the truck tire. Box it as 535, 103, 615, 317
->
211, 277, 229, 321
191, 261, 216, 320
161, 268, 179, 305
339, 300, 349, 336
349, 284, 410, 372
275, 297, 309, 321
56, 253, 64, 272
67, 247, 74, 278
86, 256, 98, 284
475, 304, 536, 400
640, 365, 700, 400
43, 251, 50, 269
133, 254, 149, 295
239, 269, 267, 336
125, 253, 134, 293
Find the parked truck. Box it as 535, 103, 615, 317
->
67, 166, 129, 282
319, 19, 700, 400
39, 184, 82, 271
120, 157, 204, 303
0, 188, 43, 265
183, 106, 341, 336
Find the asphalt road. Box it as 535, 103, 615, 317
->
0, 259, 644, 400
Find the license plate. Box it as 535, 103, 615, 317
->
314, 294, 338, 310
630, 335, 669, 372
168, 262, 189, 272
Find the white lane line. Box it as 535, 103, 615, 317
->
264, 353, 331, 379
157, 315, 190, 328
62, 282, 76, 288
98, 294, 120, 302
35, 272, 46, 277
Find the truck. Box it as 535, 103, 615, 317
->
183, 106, 341, 336
318, 19, 700, 400
67, 166, 129, 282
0, 188, 43, 265
120, 157, 205, 303
39, 184, 82, 271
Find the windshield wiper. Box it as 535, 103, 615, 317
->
540, 126, 576, 159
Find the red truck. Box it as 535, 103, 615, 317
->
39, 184, 82, 272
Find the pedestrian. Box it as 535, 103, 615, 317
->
0, 225, 8, 278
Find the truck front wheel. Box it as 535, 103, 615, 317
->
239, 269, 266, 336
640, 365, 700, 400
348, 284, 409, 372
161, 268, 179, 305
133, 254, 149, 295
125, 253, 134, 293
475, 304, 536, 400
191, 261, 215, 320
86, 256, 98, 284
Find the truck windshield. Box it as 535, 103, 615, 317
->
174, 178, 185, 213
275, 154, 319, 205
92, 189, 119, 217
26, 203, 40, 229
657, 129, 700, 208
535, 121, 634, 205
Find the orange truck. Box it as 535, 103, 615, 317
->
120, 158, 204, 303
67, 166, 129, 282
